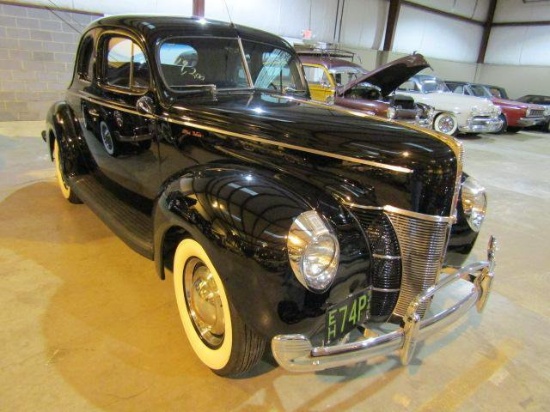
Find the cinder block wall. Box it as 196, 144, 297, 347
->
0, 2, 101, 121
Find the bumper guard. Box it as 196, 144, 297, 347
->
459, 117, 503, 133
272, 236, 497, 372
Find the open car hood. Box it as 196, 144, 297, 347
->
339, 53, 431, 97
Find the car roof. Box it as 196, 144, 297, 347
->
86, 15, 291, 49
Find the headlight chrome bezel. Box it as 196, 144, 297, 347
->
461, 177, 487, 232
287, 210, 340, 292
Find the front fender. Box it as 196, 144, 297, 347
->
153, 163, 370, 338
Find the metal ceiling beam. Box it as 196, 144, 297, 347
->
383, 0, 402, 52
477, 0, 497, 63
402, 1, 484, 26
493, 20, 550, 26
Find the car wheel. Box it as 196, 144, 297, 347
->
173, 238, 266, 376
100, 121, 118, 156
53, 138, 81, 204
545, 121, 550, 133
433, 112, 458, 135
496, 114, 507, 134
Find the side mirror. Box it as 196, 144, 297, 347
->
136, 96, 155, 116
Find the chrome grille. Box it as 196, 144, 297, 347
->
353, 209, 401, 319
385, 210, 451, 318
528, 109, 545, 117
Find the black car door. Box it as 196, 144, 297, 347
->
81, 32, 161, 200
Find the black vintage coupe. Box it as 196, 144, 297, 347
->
43, 15, 496, 376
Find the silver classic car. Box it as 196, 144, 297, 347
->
398, 75, 503, 135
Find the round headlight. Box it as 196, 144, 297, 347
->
387, 107, 397, 119
461, 177, 487, 232
287, 211, 339, 292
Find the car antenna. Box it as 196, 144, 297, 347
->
44, 0, 86, 33
223, 0, 237, 29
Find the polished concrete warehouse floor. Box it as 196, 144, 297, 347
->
0, 121, 549, 411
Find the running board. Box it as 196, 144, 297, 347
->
69, 175, 154, 259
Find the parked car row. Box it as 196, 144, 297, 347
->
396, 74, 503, 135
297, 47, 549, 136
297, 49, 434, 129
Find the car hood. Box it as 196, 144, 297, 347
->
339, 53, 430, 97
167, 91, 461, 215
491, 97, 545, 110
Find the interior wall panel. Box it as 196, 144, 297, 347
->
494, 0, 550, 23
205, 0, 281, 34
476, 64, 550, 98
338, 0, 388, 49
393, 5, 483, 62
384, 50, 478, 83
486, 26, 550, 66
205, 0, 337, 42
407, 0, 490, 21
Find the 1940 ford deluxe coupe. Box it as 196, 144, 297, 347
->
43, 15, 496, 376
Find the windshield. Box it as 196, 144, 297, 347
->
470, 85, 492, 98
418, 77, 450, 93
157, 37, 307, 95
328, 66, 367, 86
242, 40, 307, 95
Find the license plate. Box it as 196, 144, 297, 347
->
325, 290, 370, 343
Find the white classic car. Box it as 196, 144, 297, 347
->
397, 74, 503, 135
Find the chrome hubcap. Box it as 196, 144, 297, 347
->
437, 116, 455, 134
184, 257, 225, 348
100, 122, 114, 153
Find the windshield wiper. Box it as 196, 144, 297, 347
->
283, 87, 307, 96
170, 84, 217, 95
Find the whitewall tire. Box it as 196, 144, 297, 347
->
100, 121, 118, 156
173, 238, 265, 376
53, 139, 81, 204
433, 112, 458, 136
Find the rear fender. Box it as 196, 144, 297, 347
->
45, 101, 91, 176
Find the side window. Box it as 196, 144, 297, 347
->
303, 66, 330, 86
398, 80, 417, 92
488, 87, 501, 98
453, 85, 464, 94
253, 49, 296, 91
104, 36, 149, 91
77, 35, 94, 82
159, 39, 246, 89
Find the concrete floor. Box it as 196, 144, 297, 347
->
0, 121, 549, 411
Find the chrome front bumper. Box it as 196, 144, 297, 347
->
459, 116, 503, 133
517, 116, 546, 127
272, 236, 497, 373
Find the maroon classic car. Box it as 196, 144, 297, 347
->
298, 50, 433, 128
446, 81, 546, 133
